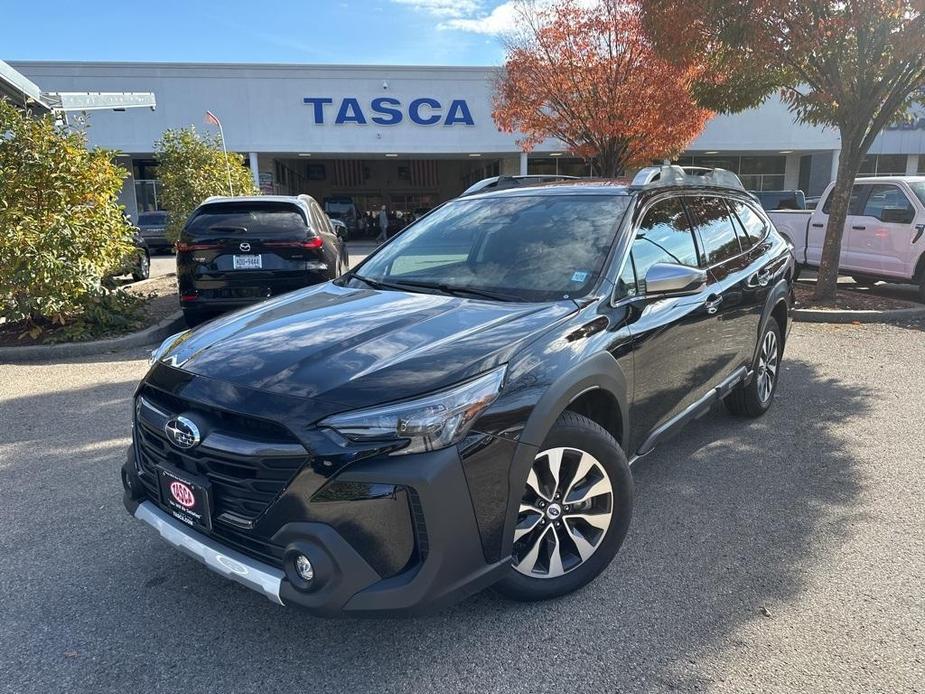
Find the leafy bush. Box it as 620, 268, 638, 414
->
0, 100, 137, 336
155, 127, 259, 241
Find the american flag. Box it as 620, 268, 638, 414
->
334, 160, 365, 187
410, 160, 439, 188
204, 111, 221, 126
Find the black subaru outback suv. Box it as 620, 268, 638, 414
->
122, 167, 794, 615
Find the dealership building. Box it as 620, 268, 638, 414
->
10, 61, 925, 221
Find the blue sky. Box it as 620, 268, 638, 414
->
0, 0, 517, 65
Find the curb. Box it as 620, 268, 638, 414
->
793, 305, 925, 323
0, 311, 185, 363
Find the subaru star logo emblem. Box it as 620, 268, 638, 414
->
164, 416, 201, 449
239, 242, 251, 252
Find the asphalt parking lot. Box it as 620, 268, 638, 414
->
1, 319, 923, 694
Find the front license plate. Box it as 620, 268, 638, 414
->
157, 465, 213, 531
233, 254, 262, 270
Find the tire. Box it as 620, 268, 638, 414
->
917, 276, 925, 304
131, 251, 150, 282
493, 412, 633, 602
725, 319, 782, 418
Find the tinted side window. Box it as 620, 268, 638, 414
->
822, 185, 869, 215
632, 197, 699, 293
862, 184, 914, 221
686, 196, 742, 265
728, 200, 768, 249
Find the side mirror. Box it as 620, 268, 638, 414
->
880, 207, 915, 224
644, 262, 707, 297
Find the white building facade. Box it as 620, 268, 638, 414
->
12, 61, 925, 220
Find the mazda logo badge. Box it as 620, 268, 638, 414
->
165, 416, 201, 449
239, 242, 251, 252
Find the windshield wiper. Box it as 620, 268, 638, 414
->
379, 279, 521, 302
349, 274, 520, 302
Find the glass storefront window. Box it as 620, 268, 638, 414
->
859, 154, 908, 176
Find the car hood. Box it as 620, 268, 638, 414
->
159, 283, 576, 407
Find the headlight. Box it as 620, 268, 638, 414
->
149, 330, 189, 366
319, 366, 506, 456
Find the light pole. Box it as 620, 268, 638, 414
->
205, 110, 234, 196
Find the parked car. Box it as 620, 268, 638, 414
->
750, 190, 806, 211
767, 176, 925, 299
124, 166, 793, 616
109, 215, 151, 282
323, 196, 361, 237
136, 211, 172, 253
460, 174, 580, 197
175, 195, 347, 326
329, 217, 349, 242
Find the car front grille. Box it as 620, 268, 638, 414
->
133, 386, 311, 564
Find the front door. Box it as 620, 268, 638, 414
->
847, 183, 917, 278
617, 195, 726, 453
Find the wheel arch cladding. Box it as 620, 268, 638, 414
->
498, 351, 630, 562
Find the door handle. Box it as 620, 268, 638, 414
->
811, 223, 824, 228
851, 225, 866, 230
705, 294, 723, 314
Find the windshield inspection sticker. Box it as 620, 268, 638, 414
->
571, 271, 590, 283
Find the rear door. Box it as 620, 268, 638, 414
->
685, 194, 761, 373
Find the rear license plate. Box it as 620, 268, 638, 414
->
233, 254, 262, 270
157, 465, 213, 531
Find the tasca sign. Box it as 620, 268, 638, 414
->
303, 97, 475, 126
886, 116, 925, 131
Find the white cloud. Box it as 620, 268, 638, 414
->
392, 0, 484, 18
439, 1, 518, 34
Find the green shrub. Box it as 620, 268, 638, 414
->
0, 100, 136, 334
155, 127, 259, 242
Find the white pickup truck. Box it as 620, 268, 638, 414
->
768, 176, 925, 300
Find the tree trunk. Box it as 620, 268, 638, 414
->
813, 142, 864, 303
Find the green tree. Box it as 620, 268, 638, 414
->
641, 0, 925, 302
155, 127, 259, 241
0, 100, 135, 332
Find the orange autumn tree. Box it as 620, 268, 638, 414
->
492, 0, 712, 177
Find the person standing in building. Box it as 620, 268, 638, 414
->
377, 204, 389, 243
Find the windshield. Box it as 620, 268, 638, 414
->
186, 202, 307, 238
352, 194, 630, 302
138, 212, 167, 225
910, 182, 925, 208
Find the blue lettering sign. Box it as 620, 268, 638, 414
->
303, 97, 333, 124
444, 99, 475, 126
371, 97, 403, 125
409, 98, 442, 125
304, 97, 475, 126
335, 98, 367, 125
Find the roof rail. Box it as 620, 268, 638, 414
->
630, 165, 745, 190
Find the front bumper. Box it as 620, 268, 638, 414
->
122, 437, 511, 616
133, 500, 285, 604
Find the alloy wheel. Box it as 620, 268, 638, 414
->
513, 447, 614, 578
756, 329, 779, 403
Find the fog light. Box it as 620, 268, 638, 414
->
294, 554, 314, 582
